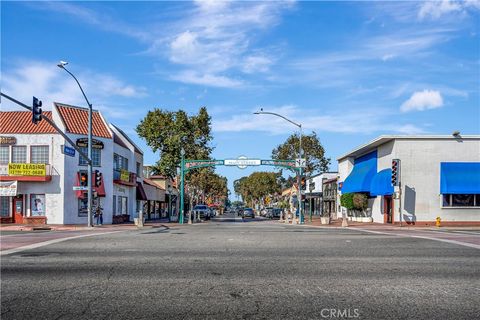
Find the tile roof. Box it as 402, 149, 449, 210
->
55, 103, 112, 138
143, 178, 166, 190
0, 111, 57, 134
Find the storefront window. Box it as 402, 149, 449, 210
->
78, 198, 88, 217
31, 146, 49, 164
113, 195, 117, 215
0, 196, 9, 216
79, 147, 101, 166
117, 196, 128, 214
30, 194, 46, 216
12, 146, 27, 163
443, 194, 479, 207
0, 146, 9, 164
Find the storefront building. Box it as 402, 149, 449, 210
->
305, 172, 337, 217
338, 135, 480, 225
1, 103, 146, 225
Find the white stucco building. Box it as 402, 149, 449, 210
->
337, 135, 480, 225
0, 103, 163, 225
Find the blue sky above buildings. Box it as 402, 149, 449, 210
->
2, 1, 479, 195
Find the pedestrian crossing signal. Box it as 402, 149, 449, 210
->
94, 170, 102, 187
391, 159, 400, 186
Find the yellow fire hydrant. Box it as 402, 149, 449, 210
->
436, 216, 441, 227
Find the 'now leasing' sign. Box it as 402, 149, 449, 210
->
8, 163, 46, 176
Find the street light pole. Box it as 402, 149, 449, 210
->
58, 61, 94, 228
179, 147, 185, 224
254, 109, 304, 224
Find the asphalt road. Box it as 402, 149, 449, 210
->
1, 213, 479, 320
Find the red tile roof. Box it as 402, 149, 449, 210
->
0, 111, 57, 134
55, 103, 112, 138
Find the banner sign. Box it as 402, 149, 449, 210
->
120, 169, 130, 182
0, 136, 17, 145
185, 160, 224, 169
76, 138, 104, 149
0, 181, 17, 196
8, 163, 46, 176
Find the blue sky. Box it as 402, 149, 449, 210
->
2, 1, 479, 196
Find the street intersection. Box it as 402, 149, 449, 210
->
1, 214, 479, 319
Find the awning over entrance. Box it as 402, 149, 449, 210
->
341, 151, 377, 194
136, 182, 147, 201
440, 162, 480, 194
370, 169, 394, 196
75, 172, 106, 198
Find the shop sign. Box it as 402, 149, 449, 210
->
120, 169, 130, 182
0, 136, 16, 145
0, 181, 17, 196
76, 138, 104, 149
8, 163, 46, 176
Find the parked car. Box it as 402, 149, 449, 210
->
236, 207, 244, 216
242, 208, 255, 219
193, 204, 210, 220
263, 207, 274, 217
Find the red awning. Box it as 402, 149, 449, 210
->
75, 172, 106, 198
136, 182, 147, 201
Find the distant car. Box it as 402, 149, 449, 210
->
263, 207, 273, 217
242, 208, 255, 219
236, 207, 244, 216
193, 204, 210, 220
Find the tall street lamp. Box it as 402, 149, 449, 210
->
58, 61, 94, 228
179, 147, 185, 224
253, 109, 304, 224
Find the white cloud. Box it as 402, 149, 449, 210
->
400, 90, 444, 112
213, 105, 425, 135
1, 60, 147, 114
418, 0, 480, 20
242, 55, 273, 74
170, 70, 243, 88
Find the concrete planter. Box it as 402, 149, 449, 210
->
361, 217, 373, 223
320, 217, 330, 225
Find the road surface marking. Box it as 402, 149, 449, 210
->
352, 228, 480, 250
0, 231, 123, 256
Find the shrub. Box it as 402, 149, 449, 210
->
353, 193, 368, 210
340, 193, 354, 210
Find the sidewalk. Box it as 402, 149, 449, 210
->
0, 219, 178, 232
301, 216, 480, 230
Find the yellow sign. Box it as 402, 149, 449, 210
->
120, 169, 130, 182
8, 163, 46, 176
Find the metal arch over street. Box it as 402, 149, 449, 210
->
178, 157, 301, 224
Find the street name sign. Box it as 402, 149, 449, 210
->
61, 145, 76, 157
224, 158, 261, 169
73, 186, 88, 191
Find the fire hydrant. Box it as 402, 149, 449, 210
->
436, 216, 441, 227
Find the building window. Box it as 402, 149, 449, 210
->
136, 162, 141, 178
78, 198, 88, 217
79, 147, 101, 166
0, 146, 10, 164
442, 194, 479, 207
30, 194, 46, 216
117, 196, 128, 215
12, 146, 27, 163
31, 146, 49, 164
113, 195, 117, 216
113, 153, 128, 171
0, 196, 9, 216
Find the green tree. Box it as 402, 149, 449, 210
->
136, 107, 213, 178
271, 131, 330, 176
234, 172, 281, 206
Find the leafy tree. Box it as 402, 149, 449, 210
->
136, 107, 213, 178
340, 193, 354, 210
353, 193, 368, 210
234, 172, 281, 206
271, 131, 330, 176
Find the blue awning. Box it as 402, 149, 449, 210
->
341, 151, 377, 193
440, 162, 480, 194
370, 169, 394, 196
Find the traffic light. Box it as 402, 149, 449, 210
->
79, 172, 88, 187
32, 96, 43, 124
391, 159, 400, 186
94, 170, 102, 187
